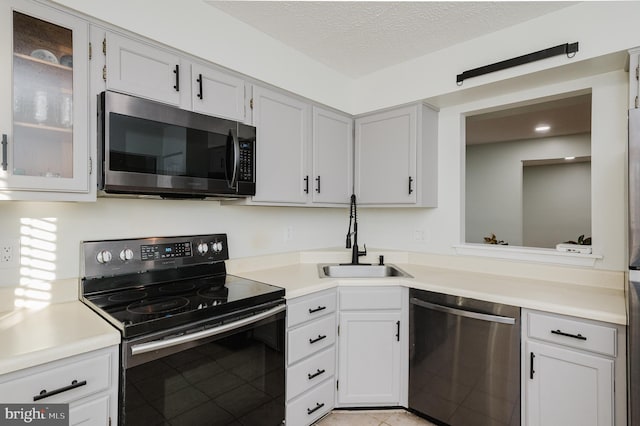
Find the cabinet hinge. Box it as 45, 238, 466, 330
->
103, 65, 107, 81
103, 37, 107, 55
89, 42, 92, 60
249, 98, 254, 110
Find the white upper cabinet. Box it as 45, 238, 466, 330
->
191, 62, 246, 122
355, 103, 437, 207
251, 85, 310, 204
0, 0, 91, 200
105, 31, 251, 121
312, 107, 353, 205
238, 95, 353, 206
105, 31, 188, 108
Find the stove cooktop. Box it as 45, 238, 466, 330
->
83, 272, 284, 338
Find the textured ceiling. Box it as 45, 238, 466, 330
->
205, 1, 576, 78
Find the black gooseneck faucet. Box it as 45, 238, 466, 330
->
346, 194, 367, 264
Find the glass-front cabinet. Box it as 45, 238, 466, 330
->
0, 0, 90, 199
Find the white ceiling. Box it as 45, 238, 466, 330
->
204, 1, 576, 78
466, 93, 592, 145
205, 1, 587, 142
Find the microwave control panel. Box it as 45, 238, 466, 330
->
238, 140, 254, 182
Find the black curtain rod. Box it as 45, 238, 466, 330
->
456, 42, 579, 85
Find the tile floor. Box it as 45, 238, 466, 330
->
315, 409, 436, 426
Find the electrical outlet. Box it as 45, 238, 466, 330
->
0, 239, 20, 268
413, 229, 429, 243
285, 226, 294, 242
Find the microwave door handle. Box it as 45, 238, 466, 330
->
227, 128, 240, 189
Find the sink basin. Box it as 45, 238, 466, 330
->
318, 263, 412, 279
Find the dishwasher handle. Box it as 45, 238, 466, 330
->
410, 297, 516, 325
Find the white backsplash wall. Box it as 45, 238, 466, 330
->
0, 198, 453, 286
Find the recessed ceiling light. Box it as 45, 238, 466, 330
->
565, 156, 576, 160
535, 125, 551, 132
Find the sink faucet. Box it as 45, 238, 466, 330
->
346, 194, 367, 265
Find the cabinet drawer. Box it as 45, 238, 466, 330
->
527, 311, 617, 357
288, 290, 337, 328
70, 394, 110, 426
0, 351, 114, 403
340, 287, 402, 310
286, 378, 334, 426
287, 347, 335, 401
288, 315, 336, 364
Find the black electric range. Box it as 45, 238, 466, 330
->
80, 234, 287, 426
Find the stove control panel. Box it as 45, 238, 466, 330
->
81, 234, 229, 278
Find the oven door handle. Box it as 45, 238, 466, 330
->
130, 304, 286, 356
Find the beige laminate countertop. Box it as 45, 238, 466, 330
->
231, 251, 626, 326
0, 301, 120, 375
0, 248, 626, 378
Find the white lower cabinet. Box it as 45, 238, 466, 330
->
336, 286, 408, 407
0, 345, 119, 425
523, 309, 625, 426
286, 289, 337, 426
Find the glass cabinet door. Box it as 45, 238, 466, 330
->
1, 1, 88, 196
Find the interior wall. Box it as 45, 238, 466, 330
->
0, 199, 353, 286
465, 134, 591, 246
523, 161, 591, 248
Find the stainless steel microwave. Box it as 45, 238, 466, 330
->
98, 91, 255, 198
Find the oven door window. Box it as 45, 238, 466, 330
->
123, 313, 285, 426
109, 113, 232, 181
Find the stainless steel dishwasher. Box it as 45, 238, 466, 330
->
409, 288, 520, 426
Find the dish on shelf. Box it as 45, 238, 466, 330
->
30, 49, 58, 64
59, 55, 72, 68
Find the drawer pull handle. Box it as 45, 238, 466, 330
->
307, 402, 325, 415
33, 379, 87, 401
308, 368, 326, 380
309, 306, 326, 314
309, 334, 327, 344
551, 329, 587, 341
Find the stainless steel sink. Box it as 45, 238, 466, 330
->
317, 263, 412, 278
